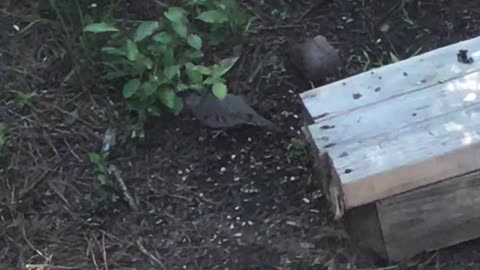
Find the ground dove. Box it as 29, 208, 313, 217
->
287, 35, 341, 83
183, 92, 280, 131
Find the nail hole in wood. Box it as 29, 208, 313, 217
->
344, 169, 353, 174
320, 125, 335, 130
339, 152, 349, 158
324, 143, 336, 148
412, 113, 417, 117
352, 93, 362, 99
374, 87, 381, 92
403, 72, 408, 76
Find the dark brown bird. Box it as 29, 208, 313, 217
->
183, 92, 280, 131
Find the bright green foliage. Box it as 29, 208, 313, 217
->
84, 2, 248, 126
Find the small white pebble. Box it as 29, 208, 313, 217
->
286, 220, 297, 226
290, 176, 296, 181
234, 177, 240, 182
247, 137, 252, 142
234, 206, 240, 211
90, 3, 97, 7
376, 38, 382, 44
181, 176, 187, 181
220, 167, 226, 173
227, 215, 232, 220
231, 154, 236, 160
13, 24, 20, 31
293, 114, 299, 119
248, 220, 254, 225
234, 233, 242, 237
236, 217, 240, 221
199, 193, 204, 197
177, 170, 183, 175
303, 198, 311, 203
230, 223, 235, 229
346, 18, 354, 23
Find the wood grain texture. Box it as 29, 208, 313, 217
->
378, 170, 480, 262
300, 36, 480, 123
317, 102, 480, 208
345, 203, 387, 260
308, 71, 480, 147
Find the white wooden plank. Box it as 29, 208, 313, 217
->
313, 103, 480, 209
300, 36, 480, 122
310, 70, 480, 147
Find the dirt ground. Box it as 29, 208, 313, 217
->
2, 0, 480, 269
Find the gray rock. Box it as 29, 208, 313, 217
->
288, 35, 341, 83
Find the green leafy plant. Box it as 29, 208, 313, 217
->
11, 90, 39, 109
0, 123, 7, 155
287, 138, 307, 162
84, 4, 245, 126
89, 151, 109, 186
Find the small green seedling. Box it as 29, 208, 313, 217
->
0, 123, 7, 155
287, 138, 307, 161
11, 90, 39, 109
89, 151, 109, 186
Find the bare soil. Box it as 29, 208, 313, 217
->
2, 1, 480, 269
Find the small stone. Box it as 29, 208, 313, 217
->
288, 35, 342, 83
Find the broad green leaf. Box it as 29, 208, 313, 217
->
190, 84, 204, 91
215, 57, 239, 77
176, 83, 189, 92
187, 34, 202, 50
134, 21, 160, 42
197, 10, 229, 24
152, 32, 172, 44
84, 22, 119, 33
138, 55, 153, 69
141, 81, 158, 96
164, 7, 188, 38
101, 47, 125, 56
123, 79, 141, 98
172, 96, 184, 115
164, 65, 179, 80
164, 7, 186, 24
126, 40, 139, 61
212, 82, 227, 99
185, 63, 203, 84
159, 89, 176, 109
172, 21, 188, 38
204, 75, 221, 85
197, 65, 212, 75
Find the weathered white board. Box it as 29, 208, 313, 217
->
317, 103, 480, 208
308, 70, 480, 148
301, 36, 480, 123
